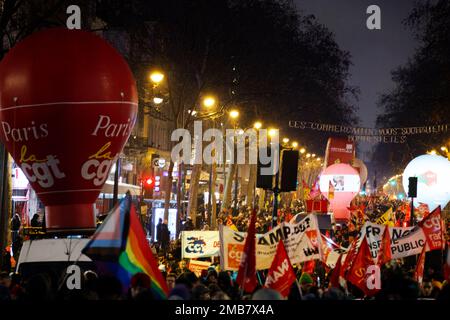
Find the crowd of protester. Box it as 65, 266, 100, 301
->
0, 196, 449, 301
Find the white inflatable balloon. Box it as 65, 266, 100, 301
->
402, 154, 450, 211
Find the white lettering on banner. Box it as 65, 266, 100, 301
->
219, 214, 322, 271
265, 259, 290, 286
361, 222, 427, 260
181, 231, 220, 259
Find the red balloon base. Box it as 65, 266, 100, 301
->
45, 204, 96, 232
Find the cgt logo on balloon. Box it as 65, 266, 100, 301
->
0, 28, 138, 231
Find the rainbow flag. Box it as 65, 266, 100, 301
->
82, 193, 168, 299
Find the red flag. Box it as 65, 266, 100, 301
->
414, 245, 427, 285
236, 209, 257, 293
303, 260, 315, 274
347, 237, 380, 296
377, 227, 392, 266
340, 237, 359, 278
418, 206, 444, 251
329, 254, 343, 288
264, 241, 296, 297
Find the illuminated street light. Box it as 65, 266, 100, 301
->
306, 153, 311, 158
202, 96, 216, 108
150, 71, 164, 84
254, 121, 262, 129
153, 97, 163, 104
229, 109, 239, 119
282, 137, 289, 144
292, 141, 298, 148
441, 146, 448, 152
316, 157, 321, 161
268, 128, 278, 138
429, 150, 437, 155
312, 154, 316, 158
300, 148, 306, 154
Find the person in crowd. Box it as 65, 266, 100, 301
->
166, 273, 177, 291
419, 278, 439, 299
129, 273, 155, 300
30, 213, 41, 228
10, 212, 21, 244
252, 288, 284, 300
95, 275, 123, 300
0, 272, 11, 301
192, 284, 211, 300
299, 272, 314, 295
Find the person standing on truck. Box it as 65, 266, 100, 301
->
10, 212, 21, 244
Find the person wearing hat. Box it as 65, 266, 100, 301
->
299, 272, 314, 294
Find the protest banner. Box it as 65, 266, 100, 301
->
219, 214, 322, 270
360, 222, 426, 260
181, 231, 220, 259
188, 259, 212, 277
320, 234, 349, 268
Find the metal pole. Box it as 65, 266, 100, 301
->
410, 197, 414, 226
113, 157, 121, 206
234, 164, 238, 216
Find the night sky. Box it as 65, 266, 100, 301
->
295, 0, 418, 161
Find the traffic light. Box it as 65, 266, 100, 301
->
142, 176, 154, 198
279, 150, 299, 192
145, 177, 154, 187
408, 177, 418, 198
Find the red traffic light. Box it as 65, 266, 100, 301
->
145, 177, 154, 186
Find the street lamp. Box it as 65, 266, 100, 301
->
254, 121, 262, 130
306, 153, 311, 158
268, 128, 278, 138
150, 70, 164, 84
292, 141, 298, 148
202, 96, 216, 109
229, 109, 239, 119
300, 148, 306, 154
282, 137, 290, 144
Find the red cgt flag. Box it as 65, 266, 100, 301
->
264, 241, 296, 297
236, 209, 258, 293
346, 236, 380, 297
414, 245, 427, 285
418, 206, 445, 251
377, 226, 392, 266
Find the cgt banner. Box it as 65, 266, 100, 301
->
181, 231, 220, 259
219, 214, 322, 271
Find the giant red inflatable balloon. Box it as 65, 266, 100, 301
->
319, 163, 361, 222
0, 28, 138, 232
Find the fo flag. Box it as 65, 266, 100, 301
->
236, 209, 257, 293
265, 241, 296, 297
